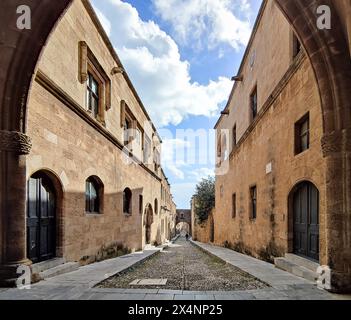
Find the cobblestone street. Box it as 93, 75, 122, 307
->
0, 238, 350, 300
99, 237, 267, 291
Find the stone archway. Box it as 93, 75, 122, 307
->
0, 0, 350, 291
274, 0, 351, 293
175, 222, 190, 236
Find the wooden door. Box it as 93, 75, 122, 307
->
293, 182, 319, 261
27, 175, 56, 263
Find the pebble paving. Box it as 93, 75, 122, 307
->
98, 237, 268, 291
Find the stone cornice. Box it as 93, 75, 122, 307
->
35, 70, 161, 182
0, 130, 32, 155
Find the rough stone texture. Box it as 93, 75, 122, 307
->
98, 237, 267, 291
191, 205, 214, 244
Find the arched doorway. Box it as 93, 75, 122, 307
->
144, 204, 153, 245
289, 181, 319, 262
27, 171, 61, 263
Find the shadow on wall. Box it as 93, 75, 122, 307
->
25, 171, 154, 265
222, 239, 285, 264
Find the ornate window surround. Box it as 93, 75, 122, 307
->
79, 41, 111, 125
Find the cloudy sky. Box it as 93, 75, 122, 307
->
91, 0, 262, 208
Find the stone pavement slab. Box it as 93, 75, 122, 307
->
191, 241, 311, 287
144, 294, 174, 300
174, 294, 195, 300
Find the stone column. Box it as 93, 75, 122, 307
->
322, 129, 351, 293
0, 130, 32, 287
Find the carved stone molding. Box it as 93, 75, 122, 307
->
0, 130, 32, 155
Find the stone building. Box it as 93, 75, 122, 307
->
214, 0, 351, 292
2, 0, 176, 276
191, 197, 214, 244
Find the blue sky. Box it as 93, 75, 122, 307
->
91, 0, 262, 208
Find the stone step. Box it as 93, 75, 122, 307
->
274, 257, 319, 282
39, 262, 79, 280
284, 253, 319, 272
31, 258, 65, 274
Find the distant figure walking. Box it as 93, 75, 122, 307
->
185, 233, 189, 241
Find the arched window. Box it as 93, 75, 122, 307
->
154, 198, 158, 215
86, 176, 103, 213
123, 188, 132, 214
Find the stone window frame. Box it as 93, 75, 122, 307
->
249, 185, 257, 221
85, 176, 104, 215
120, 100, 138, 151
232, 124, 237, 151
217, 132, 222, 166
154, 198, 159, 215
143, 134, 152, 165
153, 147, 161, 172
250, 85, 258, 123
294, 112, 310, 155
79, 41, 111, 126
139, 194, 143, 215
232, 193, 237, 219
123, 187, 132, 215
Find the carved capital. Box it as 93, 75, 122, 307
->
321, 128, 351, 157
0, 130, 32, 155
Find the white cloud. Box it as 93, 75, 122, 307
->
152, 0, 253, 51
161, 138, 191, 180
94, 7, 112, 36
171, 182, 197, 208
91, 0, 233, 127
189, 167, 215, 181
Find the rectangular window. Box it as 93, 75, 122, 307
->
87, 73, 99, 119
250, 87, 258, 121
135, 127, 142, 145
139, 195, 143, 215
232, 193, 236, 219
123, 117, 132, 146
144, 135, 151, 164
250, 186, 257, 220
154, 148, 161, 172
232, 125, 237, 148
295, 113, 310, 155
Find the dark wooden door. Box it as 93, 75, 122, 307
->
293, 182, 319, 261
27, 175, 56, 263
145, 206, 153, 245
